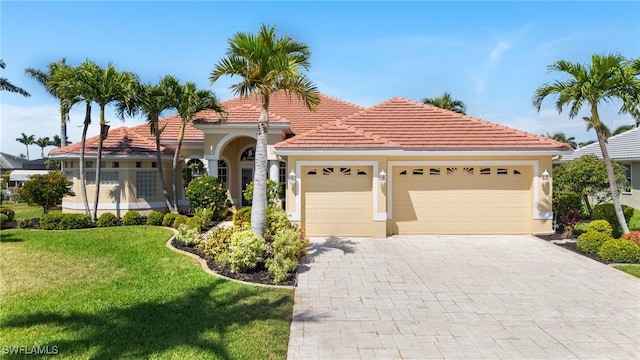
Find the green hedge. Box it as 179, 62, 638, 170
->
598, 239, 640, 263
40, 213, 93, 230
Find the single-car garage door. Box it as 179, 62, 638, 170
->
303, 166, 373, 237
392, 165, 532, 234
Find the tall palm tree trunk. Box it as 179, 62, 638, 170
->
25, 144, 30, 160
171, 126, 187, 214
60, 103, 68, 147
79, 102, 91, 216
251, 106, 269, 236
93, 107, 107, 223
593, 107, 630, 235
155, 134, 173, 211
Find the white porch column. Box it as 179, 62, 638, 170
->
208, 159, 218, 177
268, 160, 279, 183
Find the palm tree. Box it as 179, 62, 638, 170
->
545, 132, 577, 149
171, 82, 223, 213
210, 24, 320, 236
0, 59, 30, 96
51, 62, 92, 216
127, 75, 181, 212
586, 122, 636, 137
35, 137, 51, 158
533, 53, 640, 235
15, 133, 35, 159
422, 92, 466, 114
74, 61, 139, 223
25, 59, 72, 147
50, 135, 62, 148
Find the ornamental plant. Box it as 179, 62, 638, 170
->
243, 179, 282, 206
597, 239, 640, 263
185, 176, 230, 220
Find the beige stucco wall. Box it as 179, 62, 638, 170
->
61, 158, 181, 217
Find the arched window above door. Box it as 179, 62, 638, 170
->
240, 146, 256, 161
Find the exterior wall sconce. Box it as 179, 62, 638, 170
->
379, 169, 387, 185
541, 169, 550, 185
288, 171, 296, 186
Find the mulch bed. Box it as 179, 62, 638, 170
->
171, 238, 296, 287
535, 232, 610, 265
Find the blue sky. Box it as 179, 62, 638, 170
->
1, 1, 639, 157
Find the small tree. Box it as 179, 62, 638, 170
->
185, 175, 230, 216
18, 171, 74, 214
554, 155, 627, 217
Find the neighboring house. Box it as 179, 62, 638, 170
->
0, 152, 27, 175
1, 152, 48, 200
50, 92, 571, 236
556, 126, 640, 210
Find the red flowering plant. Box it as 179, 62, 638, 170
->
559, 209, 581, 238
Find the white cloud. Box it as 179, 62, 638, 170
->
489, 41, 512, 64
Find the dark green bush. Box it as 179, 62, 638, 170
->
96, 212, 119, 227
146, 211, 164, 226
597, 239, 640, 263
592, 204, 634, 238
122, 211, 143, 226
185, 176, 230, 220
243, 179, 283, 206
0, 207, 16, 221
587, 220, 613, 236
553, 193, 582, 225
40, 213, 93, 230
232, 207, 252, 228
18, 218, 33, 229
0, 213, 8, 229
577, 231, 614, 255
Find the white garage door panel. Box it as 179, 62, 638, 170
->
304, 166, 373, 237
392, 166, 531, 234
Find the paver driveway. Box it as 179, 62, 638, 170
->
288, 235, 640, 360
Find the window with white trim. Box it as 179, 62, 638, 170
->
218, 160, 228, 184
623, 164, 632, 194
136, 172, 157, 198
85, 172, 96, 185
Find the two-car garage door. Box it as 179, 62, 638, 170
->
392, 165, 532, 234
301, 164, 532, 236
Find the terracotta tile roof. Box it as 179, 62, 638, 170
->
50, 126, 169, 156
193, 103, 289, 125
220, 91, 365, 134
151, 115, 204, 142
277, 97, 572, 151
277, 118, 401, 149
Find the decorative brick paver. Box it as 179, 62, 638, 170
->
287, 235, 640, 359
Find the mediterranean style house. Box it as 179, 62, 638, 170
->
50, 91, 572, 237
557, 126, 639, 210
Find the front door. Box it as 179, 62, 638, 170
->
241, 167, 254, 206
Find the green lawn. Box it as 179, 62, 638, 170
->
615, 264, 640, 278
1, 202, 61, 220
0, 227, 293, 359
629, 209, 640, 231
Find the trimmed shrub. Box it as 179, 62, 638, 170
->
146, 211, 164, 226
0, 213, 8, 229
176, 224, 203, 247
266, 228, 304, 284
18, 218, 33, 229
592, 203, 635, 238
0, 207, 16, 221
199, 225, 233, 266
597, 239, 640, 263
185, 176, 230, 220
96, 212, 119, 227
577, 231, 614, 255
573, 222, 589, 235
552, 193, 582, 225
40, 213, 93, 230
162, 213, 180, 227
226, 229, 265, 273
172, 215, 189, 228
232, 207, 252, 228
122, 211, 143, 226
587, 220, 613, 236
621, 230, 640, 248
